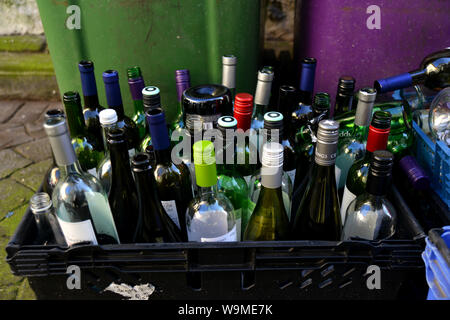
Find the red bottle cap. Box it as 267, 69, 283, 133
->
234, 93, 253, 131
366, 126, 390, 153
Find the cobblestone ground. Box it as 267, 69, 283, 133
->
0, 100, 61, 300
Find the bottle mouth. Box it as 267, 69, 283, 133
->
131, 153, 151, 171
338, 76, 355, 90
302, 57, 317, 65
107, 128, 126, 143
127, 66, 142, 79
30, 192, 52, 213
63, 91, 81, 103
313, 92, 331, 111
78, 60, 94, 72
370, 150, 394, 177
371, 111, 392, 129
45, 109, 65, 120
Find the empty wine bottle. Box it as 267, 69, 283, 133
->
44, 115, 120, 246
107, 128, 139, 243
335, 88, 377, 190
291, 120, 341, 241
375, 48, 450, 93
42, 109, 64, 196
63, 91, 103, 174
131, 153, 183, 243
340, 111, 392, 223
30, 192, 66, 246
216, 116, 248, 238
139, 85, 162, 152
78, 60, 104, 149
127, 66, 147, 141
102, 69, 140, 153
147, 108, 193, 240
244, 142, 290, 241
292, 57, 317, 127
333, 76, 355, 117
96, 109, 119, 194
186, 140, 237, 242
234, 92, 259, 181
251, 67, 275, 131
249, 112, 293, 218
342, 150, 397, 241
222, 55, 237, 101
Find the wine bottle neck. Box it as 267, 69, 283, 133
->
109, 141, 132, 177
64, 101, 87, 137
155, 148, 172, 165
83, 94, 100, 110
198, 185, 218, 197
261, 165, 283, 188
366, 125, 390, 153
59, 162, 84, 178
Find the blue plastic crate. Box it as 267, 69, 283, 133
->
422, 226, 450, 300
412, 121, 450, 208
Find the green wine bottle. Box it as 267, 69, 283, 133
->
216, 116, 249, 239
340, 111, 392, 224
244, 142, 289, 241
62, 91, 103, 174
127, 66, 147, 141
291, 120, 341, 241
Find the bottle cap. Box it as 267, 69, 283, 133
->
127, 67, 145, 101
399, 155, 430, 190
299, 57, 317, 92
254, 67, 274, 106
99, 109, 118, 126
234, 93, 253, 131
142, 86, 161, 110
218, 116, 237, 130
315, 120, 339, 166
78, 60, 94, 73
260, 142, 284, 188
354, 87, 377, 126
366, 111, 391, 153
193, 140, 217, 187
146, 108, 170, 151
44, 116, 77, 166
222, 55, 237, 66
263, 111, 284, 139
102, 70, 123, 108
175, 69, 191, 102
30, 192, 52, 214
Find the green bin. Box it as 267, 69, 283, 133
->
36, 0, 264, 124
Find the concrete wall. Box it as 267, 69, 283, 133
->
0, 0, 43, 35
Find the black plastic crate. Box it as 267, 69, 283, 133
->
5, 182, 449, 300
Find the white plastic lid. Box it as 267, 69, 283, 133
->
99, 109, 118, 125
261, 142, 284, 167
142, 86, 160, 96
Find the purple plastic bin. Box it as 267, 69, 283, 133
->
294, 0, 450, 116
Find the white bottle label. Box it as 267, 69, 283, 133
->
57, 217, 98, 246
161, 200, 180, 229
340, 185, 357, 225
286, 169, 296, 186
87, 168, 97, 177
200, 225, 237, 242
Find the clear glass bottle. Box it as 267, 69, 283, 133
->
44, 115, 120, 246
30, 192, 66, 246
335, 88, 377, 190
222, 55, 237, 102
216, 116, 249, 239
96, 109, 119, 194
244, 142, 290, 241
342, 150, 397, 241
251, 66, 274, 131
186, 140, 237, 242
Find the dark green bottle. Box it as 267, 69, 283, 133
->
147, 108, 193, 241
62, 91, 103, 173
107, 128, 139, 243
333, 76, 355, 118
139, 86, 161, 152
127, 66, 147, 141
131, 153, 183, 243
244, 142, 289, 241
78, 60, 104, 150
216, 116, 249, 239
291, 120, 341, 241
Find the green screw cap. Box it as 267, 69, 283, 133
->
193, 140, 217, 187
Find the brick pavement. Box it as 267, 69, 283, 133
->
0, 99, 61, 300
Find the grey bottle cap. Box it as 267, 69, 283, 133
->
44, 116, 77, 166
99, 109, 118, 126
354, 87, 377, 126
254, 67, 274, 106
261, 142, 284, 188
222, 55, 237, 89
315, 120, 339, 166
